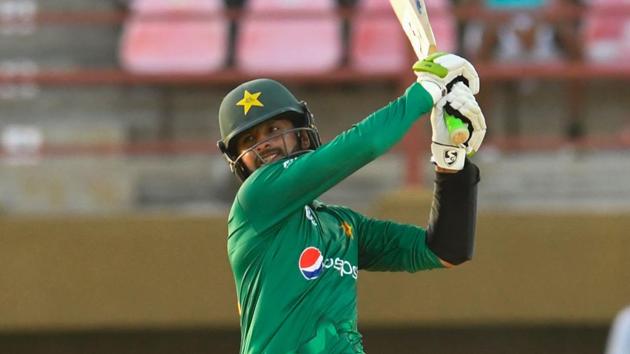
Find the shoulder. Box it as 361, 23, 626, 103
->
317, 202, 367, 224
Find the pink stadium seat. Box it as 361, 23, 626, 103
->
235, 0, 343, 74
131, 0, 221, 14
120, 0, 228, 74
583, 14, 630, 62
583, 0, 630, 63
349, 0, 407, 73
587, 0, 630, 5
349, 0, 456, 73
428, 12, 457, 54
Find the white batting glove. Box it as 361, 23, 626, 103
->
413, 53, 480, 105
431, 82, 486, 171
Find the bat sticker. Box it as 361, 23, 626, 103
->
415, 0, 423, 14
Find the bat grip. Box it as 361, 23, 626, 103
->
444, 76, 471, 146
444, 108, 470, 146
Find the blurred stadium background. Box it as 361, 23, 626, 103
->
0, 0, 629, 353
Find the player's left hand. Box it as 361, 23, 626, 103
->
430, 82, 486, 171
413, 52, 480, 105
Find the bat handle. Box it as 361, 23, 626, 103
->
445, 112, 470, 146
444, 76, 471, 146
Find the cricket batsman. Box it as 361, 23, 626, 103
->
217, 53, 486, 354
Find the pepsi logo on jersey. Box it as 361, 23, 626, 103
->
298, 247, 358, 280
299, 247, 324, 280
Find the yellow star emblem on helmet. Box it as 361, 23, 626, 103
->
236, 90, 264, 115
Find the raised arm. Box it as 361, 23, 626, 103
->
238, 83, 434, 228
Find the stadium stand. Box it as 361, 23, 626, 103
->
349, 0, 456, 73
1, 0, 630, 212
119, 0, 228, 73
235, 0, 343, 73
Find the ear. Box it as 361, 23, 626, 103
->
299, 131, 310, 149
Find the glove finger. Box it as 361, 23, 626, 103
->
451, 81, 470, 94
456, 61, 480, 94
445, 84, 469, 106
449, 99, 465, 111
435, 55, 480, 95
468, 108, 484, 132
467, 106, 486, 133
467, 110, 487, 151
449, 87, 481, 123
459, 107, 478, 124
448, 83, 476, 108
467, 127, 486, 153
462, 102, 481, 118
458, 67, 479, 95
463, 63, 480, 94
460, 99, 482, 120
431, 96, 447, 118
467, 129, 483, 153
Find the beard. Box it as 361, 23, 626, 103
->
255, 147, 286, 168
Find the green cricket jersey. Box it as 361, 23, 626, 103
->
227, 82, 444, 354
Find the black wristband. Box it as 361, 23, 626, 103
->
426, 159, 480, 265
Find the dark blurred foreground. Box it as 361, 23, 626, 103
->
0, 325, 608, 354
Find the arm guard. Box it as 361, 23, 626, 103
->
426, 159, 480, 265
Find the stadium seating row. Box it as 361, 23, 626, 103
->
119, 0, 455, 75
119, 0, 628, 75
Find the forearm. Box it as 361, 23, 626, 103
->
426, 159, 480, 265
361, 82, 434, 156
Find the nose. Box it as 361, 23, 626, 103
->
255, 136, 272, 152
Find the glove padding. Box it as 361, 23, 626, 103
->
431, 82, 486, 171
414, 53, 480, 105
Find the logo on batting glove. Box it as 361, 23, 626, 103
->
444, 149, 459, 166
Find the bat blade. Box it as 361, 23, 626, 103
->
390, 0, 471, 146
389, 0, 437, 59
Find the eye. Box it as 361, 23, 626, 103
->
239, 135, 256, 148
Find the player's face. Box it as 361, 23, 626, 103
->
235, 118, 302, 172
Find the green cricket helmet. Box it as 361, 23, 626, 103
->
217, 78, 321, 181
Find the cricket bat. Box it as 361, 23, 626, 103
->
390, 0, 470, 145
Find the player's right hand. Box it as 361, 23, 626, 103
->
413, 53, 480, 106
430, 82, 486, 171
